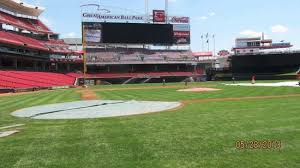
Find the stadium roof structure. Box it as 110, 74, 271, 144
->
0, 0, 44, 17
0, 10, 52, 33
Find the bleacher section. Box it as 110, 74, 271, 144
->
0, 71, 75, 89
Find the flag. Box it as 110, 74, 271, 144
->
201, 35, 203, 39
206, 33, 209, 38
212, 34, 215, 38
206, 39, 209, 43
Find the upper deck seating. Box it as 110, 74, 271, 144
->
0, 11, 52, 34
0, 30, 49, 51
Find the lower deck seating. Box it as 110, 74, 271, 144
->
0, 70, 205, 89
67, 71, 204, 79
0, 71, 75, 89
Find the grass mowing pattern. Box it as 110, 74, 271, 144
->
0, 83, 299, 168
98, 82, 300, 101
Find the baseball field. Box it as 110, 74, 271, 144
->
0, 81, 299, 168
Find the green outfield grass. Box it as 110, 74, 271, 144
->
0, 82, 299, 168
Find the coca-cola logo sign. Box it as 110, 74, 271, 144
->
170, 17, 190, 23
153, 10, 166, 23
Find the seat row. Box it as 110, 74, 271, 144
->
0, 71, 76, 89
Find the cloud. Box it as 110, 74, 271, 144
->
194, 12, 216, 22
271, 25, 288, 33
63, 32, 77, 38
198, 16, 208, 20
208, 12, 216, 17
239, 30, 262, 37
193, 16, 208, 22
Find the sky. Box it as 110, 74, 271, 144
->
24, 0, 300, 52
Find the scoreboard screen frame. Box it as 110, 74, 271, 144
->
83, 22, 190, 45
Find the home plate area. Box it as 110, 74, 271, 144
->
11, 100, 182, 120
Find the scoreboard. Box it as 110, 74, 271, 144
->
83, 22, 190, 45
102, 23, 173, 44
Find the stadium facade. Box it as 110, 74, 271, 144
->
0, 0, 82, 91
210, 35, 300, 80
230, 36, 300, 74
0, 0, 82, 72
0, 0, 214, 91
77, 4, 213, 84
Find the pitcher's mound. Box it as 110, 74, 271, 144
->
178, 88, 221, 92
11, 100, 182, 120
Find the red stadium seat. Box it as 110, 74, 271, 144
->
0, 31, 49, 51
0, 71, 76, 89
0, 11, 52, 34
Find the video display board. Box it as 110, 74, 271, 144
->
84, 22, 102, 43
83, 22, 190, 45
103, 23, 173, 44
173, 24, 190, 44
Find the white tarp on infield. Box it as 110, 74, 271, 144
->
226, 81, 300, 87
11, 100, 181, 120
0, 131, 19, 138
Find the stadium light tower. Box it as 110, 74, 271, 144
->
145, 0, 149, 22
165, 0, 169, 23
